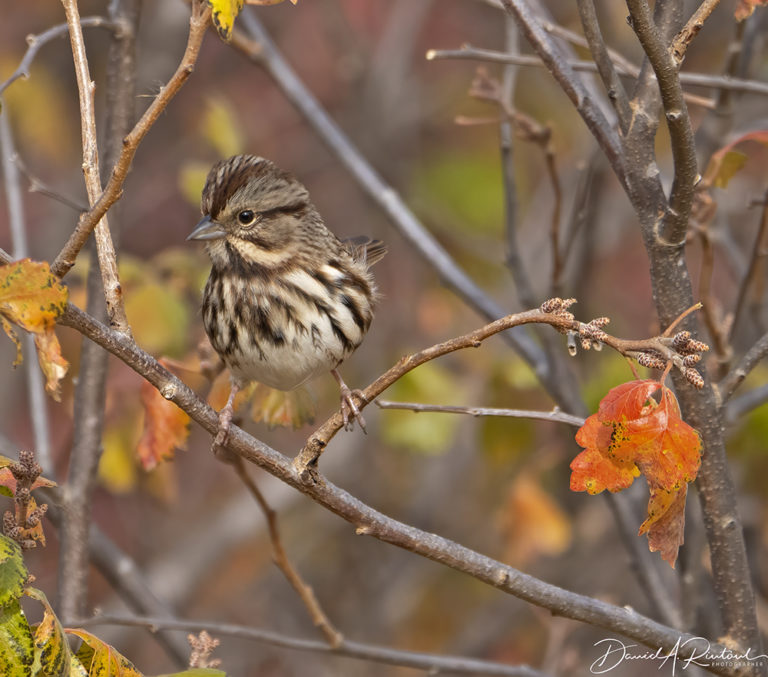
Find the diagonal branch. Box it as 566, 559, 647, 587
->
499, 0, 627, 190
51, 1, 211, 279
54, 300, 746, 676
61, 0, 130, 334
230, 457, 343, 647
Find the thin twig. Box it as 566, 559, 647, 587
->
672, 0, 722, 64
576, 0, 632, 133
0, 17, 117, 97
70, 613, 546, 677
499, 0, 627, 190
0, 107, 53, 475
50, 1, 211, 279
426, 47, 731, 107
296, 302, 705, 469
60, 0, 130, 335
729, 189, 768, 344
375, 401, 585, 427
718, 331, 768, 404
230, 457, 343, 648
54, 301, 741, 675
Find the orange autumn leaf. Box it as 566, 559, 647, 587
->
703, 129, 768, 188
735, 0, 768, 20
137, 369, 190, 471
571, 380, 701, 567
0, 259, 69, 400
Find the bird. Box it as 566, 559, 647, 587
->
187, 154, 386, 448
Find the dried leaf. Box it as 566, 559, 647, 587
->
0, 259, 69, 399
33, 330, 68, 401
137, 367, 190, 471
735, 0, 768, 20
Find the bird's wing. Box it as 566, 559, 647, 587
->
342, 236, 388, 266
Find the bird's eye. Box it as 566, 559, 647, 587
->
237, 210, 255, 225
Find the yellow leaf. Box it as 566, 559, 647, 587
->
208, 0, 244, 41
0, 259, 67, 332
208, 0, 297, 41
0, 259, 69, 398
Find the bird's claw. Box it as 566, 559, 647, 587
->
339, 385, 367, 433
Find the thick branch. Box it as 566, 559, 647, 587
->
55, 301, 748, 675
625, 0, 698, 246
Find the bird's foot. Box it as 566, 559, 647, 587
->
212, 381, 240, 458
332, 369, 367, 433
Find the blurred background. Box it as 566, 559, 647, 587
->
1, 0, 767, 674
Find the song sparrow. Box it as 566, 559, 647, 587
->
188, 154, 386, 447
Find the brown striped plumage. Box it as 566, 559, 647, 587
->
188, 154, 385, 442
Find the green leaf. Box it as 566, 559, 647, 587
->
0, 535, 28, 608
0, 600, 34, 677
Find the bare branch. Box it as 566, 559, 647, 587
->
719, 331, 768, 404
0, 17, 116, 97
0, 108, 53, 475
54, 300, 745, 675
498, 0, 627, 190
50, 1, 211, 279
427, 46, 733, 107
71, 613, 547, 677
60, 0, 130, 334
672, 0, 722, 64
376, 401, 585, 427
230, 457, 343, 648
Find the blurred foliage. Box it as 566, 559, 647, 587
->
380, 361, 462, 454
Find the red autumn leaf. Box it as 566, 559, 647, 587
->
571, 380, 701, 567
137, 366, 190, 471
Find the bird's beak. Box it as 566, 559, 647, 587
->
187, 215, 226, 241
